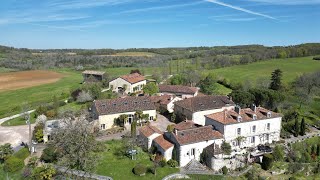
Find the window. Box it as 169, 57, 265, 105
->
251, 136, 255, 143
252, 125, 256, 133
267, 123, 270, 130
149, 116, 153, 121
237, 128, 241, 135
100, 124, 105, 130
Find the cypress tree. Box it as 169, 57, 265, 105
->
300, 118, 306, 136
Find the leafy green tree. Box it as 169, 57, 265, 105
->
294, 118, 300, 137
0, 143, 14, 162
221, 141, 232, 155
143, 82, 159, 95
300, 118, 306, 136
261, 154, 273, 170
269, 69, 283, 90
273, 145, 284, 161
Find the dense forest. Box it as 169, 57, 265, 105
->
0, 43, 320, 71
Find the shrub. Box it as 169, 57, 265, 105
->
133, 164, 147, 176
14, 147, 29, 160
159, 158, 167, 167
222, 166, 228, 175
3, 156, 24, 172
167, 159, 178, 167
261, 154, 273, 170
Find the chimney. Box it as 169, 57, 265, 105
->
251, 104, 256, 112
235, 105, 241, 114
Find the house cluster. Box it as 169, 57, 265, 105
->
84, 71, 282, 171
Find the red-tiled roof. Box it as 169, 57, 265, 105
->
174, 95, 234, 112
82, 70, 105, 75
120, 73, 145, 84
159, 85, 199, 95
94, 96, 156, 115
205, 107, 282, 125
174, 120, 201, 131
154, 134, 174, 150
139, 125, 162, 137
171, 126, 223, 145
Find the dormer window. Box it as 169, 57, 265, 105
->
267, 112, 271, 118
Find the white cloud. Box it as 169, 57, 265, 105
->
205, 0, 276, 20
246, 0, 320, 5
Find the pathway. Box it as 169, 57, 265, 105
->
0, 109, 35, 125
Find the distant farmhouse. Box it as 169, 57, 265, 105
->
158, 85, 199, 99
91, 96, 156, 130
174, 95, 235, 125
82, 70, 105, 83
109, 73, 146, 94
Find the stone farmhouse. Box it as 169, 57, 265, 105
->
109, 73, 146, 94
150, 94, 182, 113
174, 96, 235, 125
158, 85, 199, 99
91, 96, 156, 130
82, 70, 105, 83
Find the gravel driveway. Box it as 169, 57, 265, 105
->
0, 124, 34, 147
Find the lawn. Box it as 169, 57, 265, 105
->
96, 140, 179, 180
1, 112, 36, 126
0, 69, 82, 119
209, 56, 320, 86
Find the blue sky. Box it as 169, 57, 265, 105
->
0, 0, 320, 49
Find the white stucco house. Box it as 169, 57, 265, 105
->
150, 95, 182, 113
138, 125, 162, 150
205, 105, 282, 151
109, 73, 146, 94
158, 85, 199, 99
174, 95, 235, 126
91, 96, 157, 130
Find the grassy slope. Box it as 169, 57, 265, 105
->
96, 140, 178, 180
210, 56, 320, 85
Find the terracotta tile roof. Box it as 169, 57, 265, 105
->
82, 70, 105, 75
174, 95, 234, 112
159, 85, 199, 95
94, 96, 156, 115
120, 73, 145, 84
139, 125, 162, 137
205, 107, 282, 125
174, 120, 201, 131
150, 95, 173, 105
171, 125, 223, 145
153, 134, 174, 150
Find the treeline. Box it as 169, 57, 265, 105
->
1, 43, 320, 70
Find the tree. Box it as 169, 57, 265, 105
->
300, 118, 306, 136
0, 143, 14, 162
294, 118, 300, 137
269, 69, 283, 90
143, 83, 159, 95
273, 145, 284, 161
261, 154, 273, 170
50, 113, 104, 173
221, 141, 232, 155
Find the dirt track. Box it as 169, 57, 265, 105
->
0, 70, 64, 92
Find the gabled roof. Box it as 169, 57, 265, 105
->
120, 73, 145, 84
94, 96, 156, 115
174, 95, 234, 112
205, 107, 282, 125
153, 134, 174, 150
171, 125, 223, 145
82, 70, 105, 76
139, 125, 162, 137
159, 85, 199, 95
174, 120, 201, 131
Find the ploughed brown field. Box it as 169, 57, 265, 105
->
0, 70, 64, 92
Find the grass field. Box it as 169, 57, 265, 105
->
210, 56, 320, 85
96, 140, 179, 180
